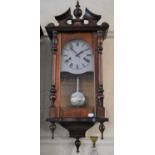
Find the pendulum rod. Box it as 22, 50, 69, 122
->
76, 77, 79, 92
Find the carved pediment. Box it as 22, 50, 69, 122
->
55, 8, 72, 26
46, 0, 109, 39
47, 0, 109, 27
54, 1, 103, 27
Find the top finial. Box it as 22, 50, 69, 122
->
77, 0, 79, 5
73, 0, 82, 19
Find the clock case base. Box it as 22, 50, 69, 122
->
46, 117, 108, 153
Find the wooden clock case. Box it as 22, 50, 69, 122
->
45, 1, 109, 153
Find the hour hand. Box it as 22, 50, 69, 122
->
76, 51, 84, 57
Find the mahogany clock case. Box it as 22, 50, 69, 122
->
45, 1, 109, 153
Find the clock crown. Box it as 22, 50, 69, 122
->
46, 1, 109, 39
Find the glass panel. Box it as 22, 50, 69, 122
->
60, 72, 94, 109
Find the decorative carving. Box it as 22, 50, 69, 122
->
49, 122, 56, 139
99, 122, 105, 139
83, 8, 101, 25
46, 1, 109, 28
75, 137, 81, 153
49, 85, 56, 107
47, 119, 109, 151
51, 31, 58, 54
55, 8, 72, 26
72, 0, 84, 25
73, 0, 82, 19
97, 84, 104, 107
101, 22, 110, 39
97, 30, 104, 54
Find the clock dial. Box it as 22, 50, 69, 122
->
61, 40, 94, 74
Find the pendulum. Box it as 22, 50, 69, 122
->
70, 77, 85, 106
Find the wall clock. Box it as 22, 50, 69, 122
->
45, 1, 109, 153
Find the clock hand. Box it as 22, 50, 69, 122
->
70, 46, 82, 58
76, 50, 84, 57
83, 57, 90, 63
76, 48, 91, 57
70, 46, 78, 55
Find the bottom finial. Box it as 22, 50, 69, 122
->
99, 122, 105, 139
75, 137, 81, 153
49, 122, 56, 139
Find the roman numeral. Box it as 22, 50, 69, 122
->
76, 64, 79, 69
70, 44, 73, 49
63, 54, 68, 57
83, 57, 90, 63
81, 43, 85, 47
83, 48, 90, 52
69, 63, 73, 68
82, 64, 85, 68
65, 57, 71, 63
76, 41, 79, 46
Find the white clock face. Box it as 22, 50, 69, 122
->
61, 40, 94, 74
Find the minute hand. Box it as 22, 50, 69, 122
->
70, 47, 78, 55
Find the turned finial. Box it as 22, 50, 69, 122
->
73, 0, 82, 19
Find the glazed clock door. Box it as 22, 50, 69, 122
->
60, 33, 96, 118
